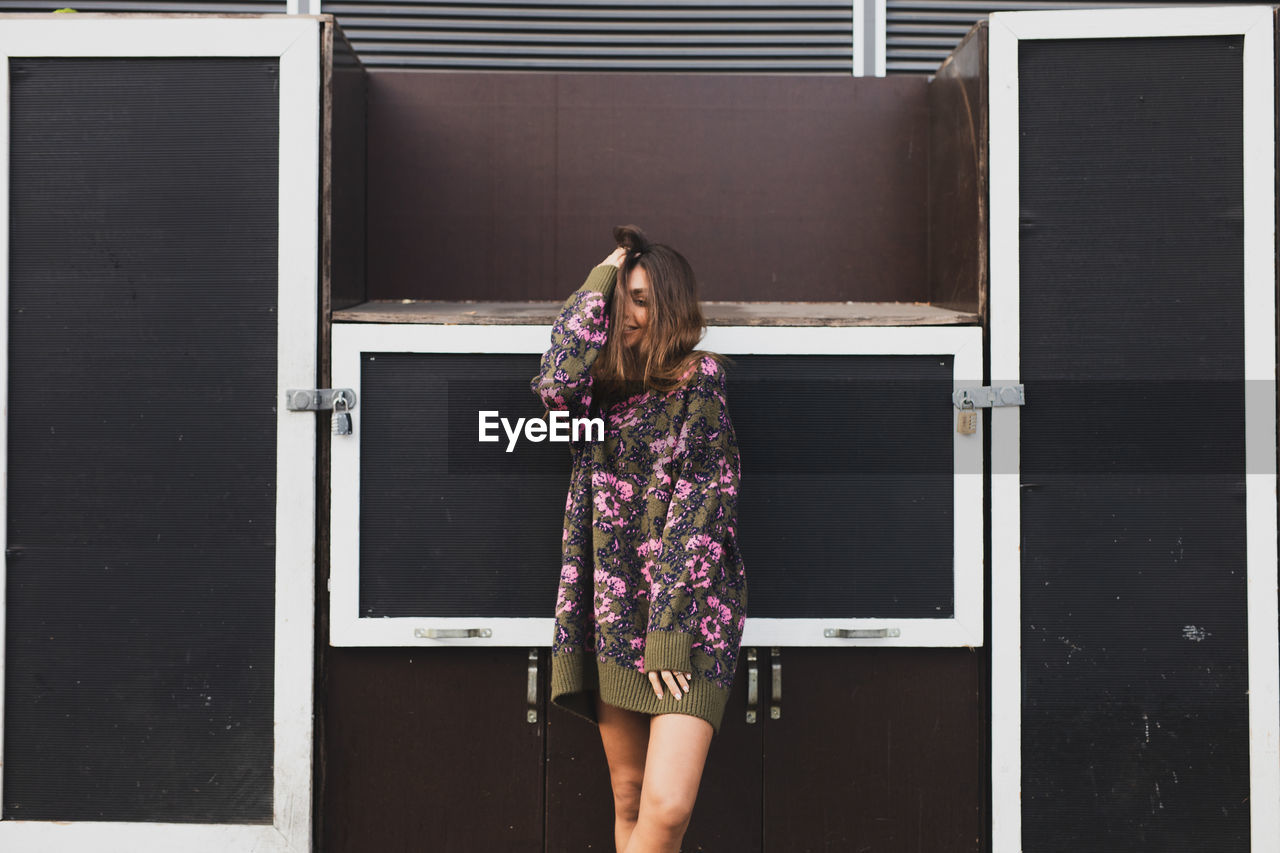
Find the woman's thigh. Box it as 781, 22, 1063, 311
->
596, 694, 652, 803
638, 713, 714, 816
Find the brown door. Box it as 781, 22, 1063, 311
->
762, 647, 985, 852
322, 648, 546, 852
545, 645, 985, 851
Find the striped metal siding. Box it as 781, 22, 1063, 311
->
887, 0, 1261, 75
322, 1, 855, 71
0, 1, 281, 12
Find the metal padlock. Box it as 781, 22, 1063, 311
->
331, 395, 352, 436
956, 397, 977, 435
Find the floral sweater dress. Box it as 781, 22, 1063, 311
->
531, 263, 748, 736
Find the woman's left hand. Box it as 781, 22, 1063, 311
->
648, 669, 692, 700
601, 246, 628, 268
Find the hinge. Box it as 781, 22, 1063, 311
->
285, 388, 357, 411
952, 385, 1025, 409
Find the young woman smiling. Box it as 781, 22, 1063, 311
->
532, 225, 748, 853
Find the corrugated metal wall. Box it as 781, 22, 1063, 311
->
319, 1, 856, 71
322, 0, 1277, 74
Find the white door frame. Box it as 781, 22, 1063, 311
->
988, 6, 1278, 850
0, 16, 319, 852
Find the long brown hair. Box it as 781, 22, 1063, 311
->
592, 225, 729, 399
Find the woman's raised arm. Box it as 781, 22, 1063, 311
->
529, 248, 627, 419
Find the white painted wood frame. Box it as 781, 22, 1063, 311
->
988, 6, 1278, 851
0, 16, 320, 852
330, 321, 984, 650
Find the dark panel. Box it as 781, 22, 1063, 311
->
5, 58, 278, 821
327, 20, 369, 313
1019, 36, 1248, 850
358, 353, 567, 618
366, 72, 928, 303
355, 352, 956, 620
762, 648, 984, 851
927, 21, 987, 317
365, 73, 559, 303
317, 20, 363, 853
546, 647, 762, 851
321, 648, 544, 852
731, 354, 956, 619
554, 75, 928, 303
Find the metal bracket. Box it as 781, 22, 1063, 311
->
286, 388, 357, 412
952, 385, 1025, 409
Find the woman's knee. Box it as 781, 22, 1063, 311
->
596, 696, 650, 822
610, 775, 644, 823
639, 786, 695, 833
635, 712, 712, 831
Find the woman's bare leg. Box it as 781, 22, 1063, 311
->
596, 693, 652, 853
622, 713, 714, 853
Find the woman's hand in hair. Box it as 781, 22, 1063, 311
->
601, 246, 628, 269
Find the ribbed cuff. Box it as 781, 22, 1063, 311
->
549, 649, 732, 736
643, 629, 694, 674
578, 264, 617, 295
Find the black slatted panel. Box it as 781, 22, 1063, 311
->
357, 352, 956, 620
5, 57, 278, 823
321, 1, 854, 71
359, 353, 567, 617
732, 354, 955, 618
1018, 37, 1248, 849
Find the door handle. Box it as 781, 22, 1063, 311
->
527, 648, 539, 724
415, 627, 493, 639
824, 627, 900, 639
745, 647, 758, 724
770, 646, 781, 720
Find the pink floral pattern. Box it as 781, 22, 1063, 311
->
531, 266, 748, 693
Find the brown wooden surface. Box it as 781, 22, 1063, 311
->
322, 648, 546, 853
314, 21, 337, 852
366, 72, 929, 303
763, 647, 985, 852
928, 22, 989, 319
321, 646, 985, 850
333, 299, 979, 327
328, 18, 368, 312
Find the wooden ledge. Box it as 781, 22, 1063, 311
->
332, 300, 980, 327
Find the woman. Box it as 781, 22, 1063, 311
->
531, 225, 748, 853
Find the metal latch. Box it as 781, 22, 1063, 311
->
951, 385, 1025, 409
285, 388, 357, 412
